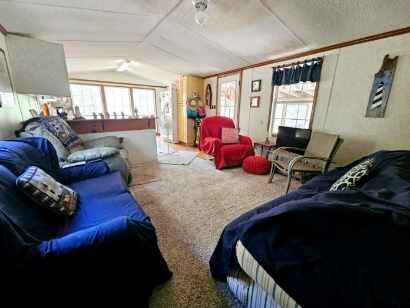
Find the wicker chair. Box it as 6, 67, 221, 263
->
268, 131, 343, 193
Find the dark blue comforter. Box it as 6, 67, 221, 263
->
210, 151, 410, 308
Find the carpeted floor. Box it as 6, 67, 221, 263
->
131, 156, 299, 308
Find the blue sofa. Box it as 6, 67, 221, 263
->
0, 137, 171, 302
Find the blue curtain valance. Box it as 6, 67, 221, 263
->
272, 57, 323, 86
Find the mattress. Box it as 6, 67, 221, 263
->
227, 240, 301, 308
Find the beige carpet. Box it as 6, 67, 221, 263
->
131, 157, 300, 308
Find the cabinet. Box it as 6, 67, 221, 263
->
176, 75, 204, 146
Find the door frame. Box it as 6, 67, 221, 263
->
217, 72, 242, 126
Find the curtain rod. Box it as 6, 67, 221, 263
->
272, 57, 323, 70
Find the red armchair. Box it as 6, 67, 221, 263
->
199, 116, 254, 169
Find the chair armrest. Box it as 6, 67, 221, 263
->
238, 135, 253, 147
288, 155, 328, 173
269, 146, 304, 160
83, 136, 123, 149
38, 217, 154, 259
57, 159, 110, 184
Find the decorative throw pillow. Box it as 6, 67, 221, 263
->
330, 158, 375, 191
67, 147, 119, 163
16, 166, 77, 216
39, 116, 84, 151
221, 127, 239, 144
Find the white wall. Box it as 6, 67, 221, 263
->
0, 32, 23, 138
231, 33, 410, 165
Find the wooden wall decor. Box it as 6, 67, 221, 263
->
205, 83, 215, 109
366, 54, 398, 118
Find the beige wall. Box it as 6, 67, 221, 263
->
0, 32, 22, 139
225, 33, 410, 165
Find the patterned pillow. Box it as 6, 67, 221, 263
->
221, 127, 239, 144
330, 158, 375, 191
39, 116, 84, 151
16, 166, 78, 216
67, 147, 118, 163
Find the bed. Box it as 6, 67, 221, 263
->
211, 150, 410, 308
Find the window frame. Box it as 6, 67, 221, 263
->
69, 81, 158, 119
268, 81, 319, 136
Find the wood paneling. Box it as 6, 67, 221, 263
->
204, 26, 410, 79
67, 118, 155, 134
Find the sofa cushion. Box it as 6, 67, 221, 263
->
57, 192, 149, 236
67, 147, 119, 163
17, 167, 78, 217
18, 121, 70, 161
0, 165, 61, 240
68, 171, 128, 198
0, 138, 59, 177
84, 136, 122, 149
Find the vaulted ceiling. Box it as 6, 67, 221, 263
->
0, 0, 409, 84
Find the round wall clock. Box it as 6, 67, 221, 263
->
205, 84, 212, 106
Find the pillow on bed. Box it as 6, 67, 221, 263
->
16, 166, 77, 216
330, 158, 375, 191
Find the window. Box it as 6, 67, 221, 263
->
69, 83, 158, 119
70, 84, 103, 117
132, 88, 156, 117
219, 80, 237, 120
104, 86, 132, 116
270, 82, 317, 134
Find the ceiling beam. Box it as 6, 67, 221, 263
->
3, 1, 162, 17
259, 0, 306, 46
203, 26, 410, 79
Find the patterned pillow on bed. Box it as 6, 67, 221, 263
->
16, 166, 78, 216
330, 158, 375, 191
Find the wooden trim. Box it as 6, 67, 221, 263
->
100, 85, 108, 116
309, 81, 321, 129
236, 70, 243, 129
69, 78, 167, 89
204, 26, 410, 79
128, 87, 135, 117
0, 23, 7, 35
266, 83, 275, 133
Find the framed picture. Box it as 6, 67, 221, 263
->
0, 48, 13, 108
250, 96, 260, 108
251, 79, 262, 92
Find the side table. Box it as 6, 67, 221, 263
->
254, 141, 277, 159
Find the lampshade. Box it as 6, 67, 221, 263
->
5, 35, 71, 97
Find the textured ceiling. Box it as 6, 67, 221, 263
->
0, 0, 409, 83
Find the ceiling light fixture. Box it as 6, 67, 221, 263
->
192, 0, 208, 26
117, 60, 131, 72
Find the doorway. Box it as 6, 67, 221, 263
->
218, 73, 240, 124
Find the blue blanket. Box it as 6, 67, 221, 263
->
210, 151, 410, 308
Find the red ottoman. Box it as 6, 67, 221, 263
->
242, 155, 270, 175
